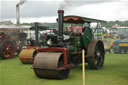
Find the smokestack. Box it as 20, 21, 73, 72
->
16, 5, 20, 24
58, 10, 64, 43
16, 0, 27, 24
35, 22, 39, 46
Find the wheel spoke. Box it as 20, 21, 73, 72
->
4, 51, 7, 55
94, 43, 103, 66
5, 42, 9, 47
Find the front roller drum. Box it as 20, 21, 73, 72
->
33, 52, 70, 79
19, 49, 37, 64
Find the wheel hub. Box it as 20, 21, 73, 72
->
96, 51, 101, 57
6, 48, 9, 50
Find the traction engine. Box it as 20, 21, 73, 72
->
32, 10, 106, 79
0, 26, 31, 59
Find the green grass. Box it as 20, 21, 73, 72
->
0, 53, 128, 85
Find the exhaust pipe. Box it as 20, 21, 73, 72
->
58, 10, 64, 44
35, 22, 39, 46
16, 5, 20, 24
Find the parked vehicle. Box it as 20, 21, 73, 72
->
113, 36, 128, 53
0, 25, 31, 59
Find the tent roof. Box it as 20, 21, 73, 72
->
0, 25, 31, 31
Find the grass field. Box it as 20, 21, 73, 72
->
0, 53, 128, 85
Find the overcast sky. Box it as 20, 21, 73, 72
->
0, 0, 128, 23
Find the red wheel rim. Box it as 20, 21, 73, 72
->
1, 41, 15, 58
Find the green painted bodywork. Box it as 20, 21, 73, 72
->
68, 36, 82, 53
82, 28, 93, 48
67, 28, 93, 54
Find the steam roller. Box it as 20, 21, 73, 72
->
32, 10, 106, 79
19, 48, 37, 64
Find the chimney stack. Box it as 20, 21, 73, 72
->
58, 10, 64, 43
16, 5, 20, 24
